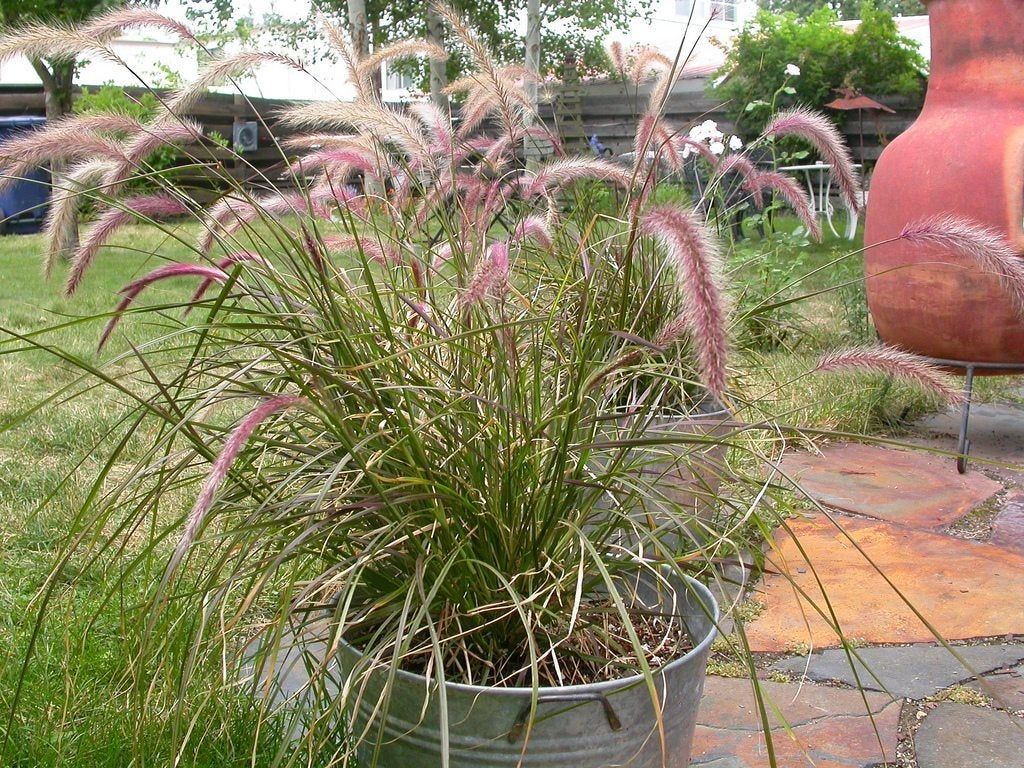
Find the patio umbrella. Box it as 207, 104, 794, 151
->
825, 87, 895, 167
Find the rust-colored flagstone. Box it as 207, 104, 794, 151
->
745, 514, 1024, 652
781, 443, 1001, 529
691, 676, 900, 767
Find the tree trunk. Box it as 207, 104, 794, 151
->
524, 0, 543, 169
346, 0, 368, 58
427, 5, 449, 112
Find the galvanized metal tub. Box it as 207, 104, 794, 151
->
596, 400, 734, 553
340, 571, 718, 767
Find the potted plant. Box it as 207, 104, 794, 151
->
0, 6, 870, 767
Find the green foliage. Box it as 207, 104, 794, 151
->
185, 0, 655, 89
74, 84, 178, 180
760, 0, 925, 19
712, 2, 926, 135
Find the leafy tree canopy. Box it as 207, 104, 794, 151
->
186, 0, 656, 90
712, 1, 926, 135
759, 0, 925, 19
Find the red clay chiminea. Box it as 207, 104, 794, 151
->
863, 0, 1024, 367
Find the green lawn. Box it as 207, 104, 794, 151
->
0, 224, 279, 767
0, 214, 1010, 765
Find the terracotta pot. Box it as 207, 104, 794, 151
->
863, 0, 1024, 368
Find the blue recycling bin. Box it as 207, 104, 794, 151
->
0, 116, 50, 233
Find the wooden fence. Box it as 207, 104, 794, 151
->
0, 85, 305, 187
0, 80, 923, 185
539, 77, 923, 166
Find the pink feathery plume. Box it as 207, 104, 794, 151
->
407, 300, 432, 330
460, 241, 511, 308
510, 215, 553, 249
519, 157, 634, 198
101, 118, 204, 189
478, 179, 513, 228
608, 41, 628, 80
199, 197, 247, 254
0, 133, 123, 192
654, 124, 684, 171
323, 234, 399, 265
716, 153, 758, 181
763, 107, 861, 213
186, 251, 267, 312
899, 214, 1024, 317
170, 52, 306, 114
454, 88, 499, 139
755, 171, 821, 241
286, 146, 381, 180
99, 263, 229, 350
409, 101, 453, 150
66, 193, 188, 296
199, 191, 313, 253
167, 395, 307, 577
431, 242, 454, 272
634, 113, 659, 164
81, 8, 198, 43
815, 345, 965, 404
640, 205, 730, 398
715, 153, 763, 207
630, 47, 673, 85
310, 181, 368, 222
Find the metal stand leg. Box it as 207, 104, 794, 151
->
956, 365, 975, 474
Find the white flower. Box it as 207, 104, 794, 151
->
785, 63, 801, 77
709, 140, 725, 156
728, 135, 743, 151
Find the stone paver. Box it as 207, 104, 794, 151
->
992, 492, 1024, 554
772, 643, 1024, 699
913, 403, 1024, 471
967, 666, 1024, 713
915, 703, 1024, 768
744, 514, 1024, 652
780, 443, 1001, 529
691, 676, 899, 767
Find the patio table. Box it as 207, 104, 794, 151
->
779, 162, 863, 240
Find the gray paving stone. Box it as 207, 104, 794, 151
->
915, 703, 1024, 768
772, 643, 1024, 700
966, 666, 1024, 713
911, 402, 1024, 474
992, 493, 1024, 554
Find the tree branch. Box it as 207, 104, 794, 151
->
28, 57, 57, 92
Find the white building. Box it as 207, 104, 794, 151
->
612, 0, 760, 78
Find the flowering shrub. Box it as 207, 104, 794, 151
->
712, 2, 926, 136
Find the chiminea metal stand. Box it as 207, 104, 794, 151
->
922, 357, 1024, 474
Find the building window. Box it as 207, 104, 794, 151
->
710, 0, 737, 22
676, 0, 738, 22
384, 68, 414, 91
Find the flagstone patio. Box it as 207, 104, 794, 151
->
694, 399, 1024, 767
